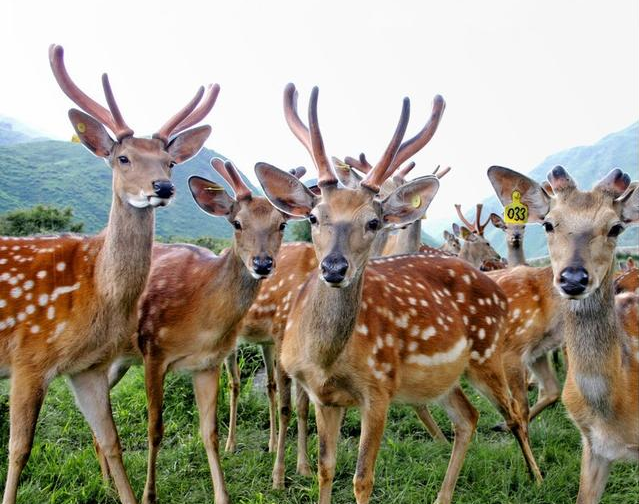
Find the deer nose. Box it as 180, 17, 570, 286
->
152, 180, 175, 199
559, 266, 589, 296
252, 256, 274, 276
321, 253, 349, 285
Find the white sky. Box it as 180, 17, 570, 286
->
2, 0, 638, 224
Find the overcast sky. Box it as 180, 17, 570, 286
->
3, 0, 638, 224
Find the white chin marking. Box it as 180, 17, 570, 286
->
127, 197, 151, 208
321, 277, 349, 288
149, 196, 172, 208
250, 270, 270, 280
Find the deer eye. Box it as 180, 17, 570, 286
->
279, 222, 286, 231
308, 214, 318, 225
232, 220, 242, 230
542, 221, 554, 233
169, 161, 176, 168
118, 156, 130, 164
366, 218, 380, 231
608, 223, 624, 238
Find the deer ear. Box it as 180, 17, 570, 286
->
167, 125, 212, 164
443, 230, 452, 240
332, 156, 362, 189
68, 109, 114, 158
452, 223, 461, 236
460, 226, 477, 241
489, 212, 507, 230
617, 182, 639, 224
381, 176, 439, 227
487, 165, 551, 223
188, 176, 236, 217
255, 162, 317, 218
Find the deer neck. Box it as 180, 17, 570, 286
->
96, 195, 155, 309
298, 269, 365, 369
212, 244, 262, 316
394, 220, 422, 254
563, 265, 623, 417
507, 241, 526, 266
459, 243, 479, 267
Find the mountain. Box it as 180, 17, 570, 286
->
0, 140, 259, 239
456, 122, 639, 258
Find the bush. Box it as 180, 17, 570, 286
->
0, 204, 84, 236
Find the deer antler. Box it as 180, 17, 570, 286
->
288, 166, 307, 179
49, 44, 134, 140
475, 203, 491, 235
210, 158, 252, 201
388, 95, 446, 171
360, 97, 411, 193
283, 84, 337, 187
170, 84, 221, 137
454, 204, 477, 232
344, 153, 373, 174
433, 165, 451, 179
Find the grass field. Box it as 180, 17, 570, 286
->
0, 349, 637, 504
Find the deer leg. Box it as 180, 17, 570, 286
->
2, 371, 47, 504
412, 404, 448, 442
142, 357, 168, 504
434, 386, 479, 504
68, 368, 137, 504
353, 399, 389, 504
261, 343, 278, 453
272, 367, 292, 489
295, 381, 312, 476
467, 361, 543, 483
492, 351, 530, 433
316, 404, 345, 504
94, 361, 132, 481
576, 439, 611, 504
528, 353, 561, 422
223, 352, 240, 453
193, 366, 230, 504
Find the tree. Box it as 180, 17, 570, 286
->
161, 235, 232, 254
288, 220, 311, 242
0, 205, 84, 236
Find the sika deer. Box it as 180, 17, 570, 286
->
489, 165, 639, 504
453, 204, 503, 269
255, 83, 539, 503
97, 158, 293, 504
0, 45, 216, 504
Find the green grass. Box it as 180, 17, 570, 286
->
0, 353, 637, 504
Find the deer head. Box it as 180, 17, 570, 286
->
50, 45, 217, 209
489, 213, 526, 250
488, 165, 639, 299
255, 84, 444, 287
453, 205, 501, 267
442, 229, 461, 254
189, 158, 299, 279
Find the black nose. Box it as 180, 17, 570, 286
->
252, 256, 274, 276
321, 253, 349, 285
152, 180, 175, 199
559, 266, 589, 296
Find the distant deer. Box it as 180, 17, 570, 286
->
453, 204, 503, 269
95, 158, 294, 504
441, 228, 462, 255
489, 165, 639, 504
0, 45, 217, 504
489, 213, 528, 266
255, 83, 541, 503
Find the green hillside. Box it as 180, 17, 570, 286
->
0, 140, 260, 239
479, 122, 639, 258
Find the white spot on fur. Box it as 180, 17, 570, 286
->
406, 337, 467, 367
56, 262, 66, 271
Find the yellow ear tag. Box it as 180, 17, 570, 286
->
205, 186, 225, 192
411, 194, 421, 208
76, 122, 86, 133
335, 160, 350, 172
70, 134, 81, 143
504, 190, 528, 224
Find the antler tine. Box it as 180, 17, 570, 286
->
434, 165, 451, 179
398, 161, 417, 179
344, 153, 373, 174
210, 158, 252, 200
389, 94, 445, 171
153, 86, 205, 144
101, 74, 134, 140
454, 204, 476, 232
361, 97, 411, 193
171, 83, 220, 136
283, 83, 313, 156
474, 203, 490, 235
308, 86, 337, 187
288, 166, 307, 179
49, 44, 121, 136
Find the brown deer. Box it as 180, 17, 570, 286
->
489, 214, 528, 266
453, 204, 503, 269
95, 158, 294, 504
255, 83, 541, 503
488, 165, 639, 504
614, 258, 638, 294
0, 45, 217, 504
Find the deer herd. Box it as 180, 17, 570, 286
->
0, 46, 637, 504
